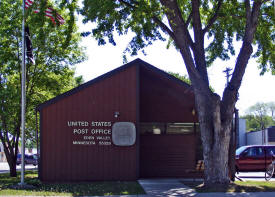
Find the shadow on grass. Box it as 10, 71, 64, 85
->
0, 171, 145, 196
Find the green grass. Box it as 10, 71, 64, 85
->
182, 180, 275, 193
0, 171, 145, 196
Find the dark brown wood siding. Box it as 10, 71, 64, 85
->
139, 65, 199, 177
40, 65, 138, 182
39, 59, 201, 181
140, 134, 197, 177
139, 66, 197, 123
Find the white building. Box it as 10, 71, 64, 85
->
0, 142, 5, 162
237, 118, 247, 147
246, 126, 275, 145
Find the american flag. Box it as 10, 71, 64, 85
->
34, 8, 65, 25
25, 0, 34, 9
25, 0, 65, 25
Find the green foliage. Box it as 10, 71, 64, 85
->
80, 0, 274, 75
168, 71, 216, 92
253, 3, 275, 75
241, 114, 274, 131
241, 102, 275, 131
0, 0, 85, 171
0, 171, 145, 196
205, 1, 245, 64
80, 0, 165, 56
167, 72, 191, 84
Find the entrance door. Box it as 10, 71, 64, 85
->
140, 134, 197, 178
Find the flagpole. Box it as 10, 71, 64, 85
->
20, 0, 26, 185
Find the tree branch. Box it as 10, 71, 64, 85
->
1, 116, 13, 154
118, 0, 136, 9
152, 16, 177, 42
191, 0, 209, 85
118, 0, 175, 42
203, 0, 223, 34
159, 0, 195, 48
221, 0, 263, 127
245, 0, 252, 27
159, 0, 201, 83
192, 0, 203, 38
251, 1, 263, 29
186, 12, 192, 27
119, 0, 195, 50
174, 0, 195, 49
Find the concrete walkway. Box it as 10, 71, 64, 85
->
138, 179, 275, 197
138, 179, 195, 196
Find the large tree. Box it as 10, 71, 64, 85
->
242, 102, 275, 131
0, 0, 85, 177
80, 0, 274, 185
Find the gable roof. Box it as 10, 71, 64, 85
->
37, 58, 192, 111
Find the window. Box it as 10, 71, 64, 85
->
167, 123, 194, 134
266, 147, 275, 156
258, 147, 264, 156
140, 122, 197, 135
140, 123, 165, 134
244, 147, 264, 157
236, 146, 247, 155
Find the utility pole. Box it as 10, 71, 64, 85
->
223, 67, 232, 86
223, 67, 236, 181
223, 67, 239, 148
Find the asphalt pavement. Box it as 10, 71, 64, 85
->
236, 171, 275, 181
0, 161, 37, 173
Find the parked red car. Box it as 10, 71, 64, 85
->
235, 145, 275, 172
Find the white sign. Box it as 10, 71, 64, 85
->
68, 121, 112, 146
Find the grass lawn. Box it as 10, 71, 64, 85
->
182, 180, 275, 193
0, 171, 145, 196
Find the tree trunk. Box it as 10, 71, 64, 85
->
9, 160, 17, 177
6, 154, 17, 177
228, 109, 238, 181
1, 129, 20, 177
195, 91, 232, 185
228, 124, 236, 181
202, 124, 231, 185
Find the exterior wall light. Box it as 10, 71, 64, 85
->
192, 109, 196, 116
114, 111, 120, 118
